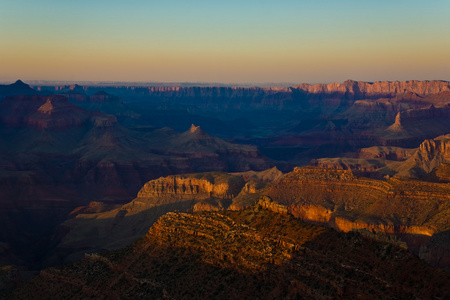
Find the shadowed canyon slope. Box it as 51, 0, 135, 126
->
7, 204, 450, 299
0, 91, 271, 269
56, 164, 450, 270
1, 79, 450, 286
55, 171, 267, 264
28, 79, 450, 165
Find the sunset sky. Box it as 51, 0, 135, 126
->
1, 0, 449, 84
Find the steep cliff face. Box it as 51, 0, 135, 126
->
264, 167, 450, 268
394, 134, 450, 178
138, 172, 245, 199
35, 80, 450, 113
265, 168, 450, 238
414, 135, 450, 173
294, 80, 450, 99
54, 172, 246, 263
9, 206, 450, 299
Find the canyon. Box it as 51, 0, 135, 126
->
0, 79, 449, 295
0, 83, 271, 269
57, 163, 450, 271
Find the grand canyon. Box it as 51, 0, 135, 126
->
0, 79, 449, 298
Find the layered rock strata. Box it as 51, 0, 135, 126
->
55, 172, 246, 263
264, 167, 450, 269
8, 206, 450, 299
266, 167, 450, 235
294, 80, 450, 98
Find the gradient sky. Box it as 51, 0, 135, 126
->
0, 0, 449, 84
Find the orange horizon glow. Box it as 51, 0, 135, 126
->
1, 0, 449, 84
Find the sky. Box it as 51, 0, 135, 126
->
0, 0, 449, 84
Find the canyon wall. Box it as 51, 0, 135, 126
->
266, 167, 450, 234
294, 80, 450, 99
10, 206, 450, 299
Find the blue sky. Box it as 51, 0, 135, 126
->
1, 0, 449, 83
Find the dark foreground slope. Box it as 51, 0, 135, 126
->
7, 201, 450, 299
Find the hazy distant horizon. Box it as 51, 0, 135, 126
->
1, 1, 449, 83
2, 78, 450, 89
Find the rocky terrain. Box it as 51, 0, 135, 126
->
53, 163, 450, 271
0, 86, 271, 269
293, 79, 450, 98
312, 134, 450, 181
6, 203, 450, 299
54, 171, 266, 264
264, 167, 450, 269
395, 134, 450, 178
32, 80, 450, 153
1, 79, 450, 293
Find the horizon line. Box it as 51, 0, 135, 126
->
2, 78, 450, 88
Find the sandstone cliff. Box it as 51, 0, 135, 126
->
393, 134, 450, 178
294, 80, 450, 99
55, 172, 246, 263
266, 167, 450, 234
263, 167, 450, 269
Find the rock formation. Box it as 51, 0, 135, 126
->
266, 167, 449, 232
0, 95, 93, 130
263, 166, 450, 269
294, 79, 450, 99
2, 79, 450, 278
392, 134, 450, 178
357, 146, 416, 160
383, 105, 450, 143
0, 93, 272, 269
7, 205, 450, 299
54, 172, 246, 263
